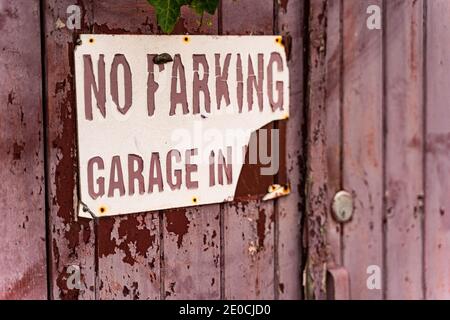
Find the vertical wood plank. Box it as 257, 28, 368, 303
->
161, 6, 221, 300
385, 0, 424, 300
44, 0, 96, 299
224, 201, 276, 299
222, 0, 276, 300
304, 0, 329, 300
97, 213, 160, 300
221, 0, 274, 35
276, 0, 305, 300
0, 0, 47, 299
342, 0, 383, 299
163, 207, 221, 299
425, 0, 450, 300
90, 1, 161, 300
325, 0, 343, 268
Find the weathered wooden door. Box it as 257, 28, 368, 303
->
1, 0, 304, 300
322, 0, 450, 300
41, 0, 304, 300
4, 0, 450, 301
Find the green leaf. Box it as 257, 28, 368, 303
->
190, 0, 219, 15
148, 0, 191, 33
147, 0, 219, 33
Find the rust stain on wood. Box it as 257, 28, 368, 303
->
256, 208, 267, 249
118, 215, 156, 265
98, 215, 156, 266
0, 262, 46, 300
165, 209, 190, 249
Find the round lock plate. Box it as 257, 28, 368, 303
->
332, 191, 354, 223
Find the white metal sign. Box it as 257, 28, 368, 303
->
74, 35, 289, 218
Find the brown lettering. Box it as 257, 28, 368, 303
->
148, 152, 164, 193
108, 155, 125, 197
236, 54, 244, 113
267, 52, 284, 111
215, 53, 231, 110
218, 147, 233, 185
88, 156, 105, 199
147, 54, 164, 117
110, 54, 133, 115
209, 150, 215, 187
185, 149, 198, 189
193, 54, 211, 114
166, 150, 182, 190
170, 54, 189, 116
247, 54, 264, 111
83, 54, 106, 120
128, 154, 145, 196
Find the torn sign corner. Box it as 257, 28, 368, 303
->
262, 184, 291, 201
77, 201, 98, 220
